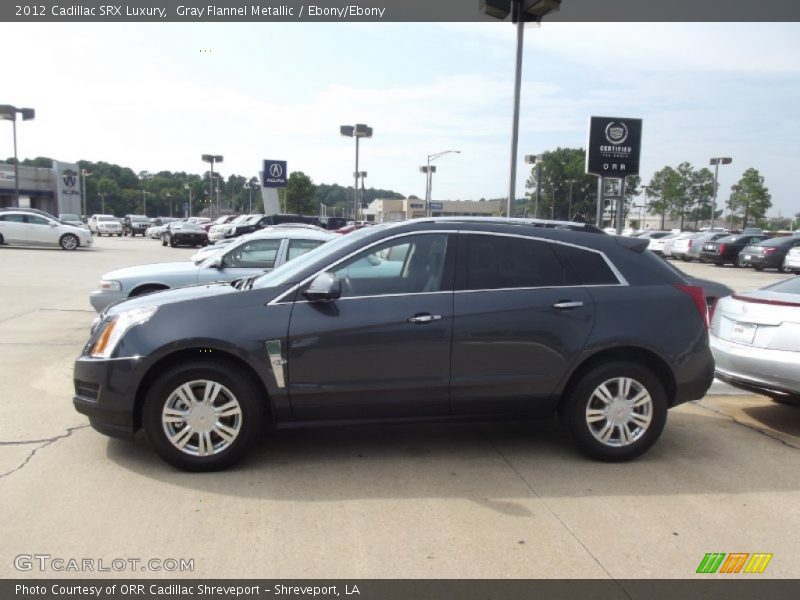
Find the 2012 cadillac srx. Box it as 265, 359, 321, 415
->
73, 218, 714, 470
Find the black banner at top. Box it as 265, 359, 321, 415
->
4, 0, 800, 22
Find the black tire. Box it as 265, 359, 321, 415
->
117, 233, 122, 237
59, 233, 79, 250
779, 264, 793, 274
561, 361, 668, 462
161, 237, 167, 247
170, 238, 178, 248
754, 266, 763, 272
143, 360, 264, 471
0, 232, 4, 244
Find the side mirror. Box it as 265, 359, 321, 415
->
303, 272, 341, 302
49, 222, 58, 227
208, 256, 223, 269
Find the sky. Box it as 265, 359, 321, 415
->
2, 21, 799, 217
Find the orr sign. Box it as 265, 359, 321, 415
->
586, 116, 642, 176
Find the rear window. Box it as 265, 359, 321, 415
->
757, 236, 796, 247
553, 244, 619, 286
464, 235, 566, 290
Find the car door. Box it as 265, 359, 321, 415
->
198, 237, 285, 284
24, 214, 58, 245
0, 213, 27, 243
286, 232, 454, 420
450, 233, 599, 416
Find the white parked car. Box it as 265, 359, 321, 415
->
0, 210, 93, 250
89, 214, 123, 236
783, 246, 800, 274
649, 232, 681, 255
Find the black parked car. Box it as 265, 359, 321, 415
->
161, 221, 209, 247
700, 234, 769, 266
123, 214, 150, 236
74, 218, 714, 471
739, 236, 800, 272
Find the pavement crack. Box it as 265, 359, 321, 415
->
0, 425, 90, 480
692, 400, 800, 450
479, 429, 632, 599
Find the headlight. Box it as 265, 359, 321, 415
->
90, 306, 158, 358
98, 280, 122, 292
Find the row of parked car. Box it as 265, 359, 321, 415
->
635, 229, 800, 273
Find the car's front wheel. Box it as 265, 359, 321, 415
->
562, 361, 668, 461
59, 233, 79, 250
143, 360, 265, 471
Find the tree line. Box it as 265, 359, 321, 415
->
523, 148, 780, 230
9, 157, 403, 218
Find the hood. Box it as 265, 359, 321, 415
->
105, 280, 239, 316
105, 261, 201, 281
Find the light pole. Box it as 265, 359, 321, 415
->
80, 169, 91, 216
165, 192, 172, 217
340, 124, 373, 224
420, 150, 460, 218
201, 154, 223, 218
709, 157, 732, 230
481, 1, 561, 218
97, 192, 107, 214
141, 190, 151, 215
184, 183, 193, 218
566, 179, 576, 220
524, 155, 543, 218
353, 171, 367, 221
0, 105, 35, 207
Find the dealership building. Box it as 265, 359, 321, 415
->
0, 161, 83, 216
363, 198, 503, 222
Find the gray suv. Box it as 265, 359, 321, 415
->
73, 218, 714, 471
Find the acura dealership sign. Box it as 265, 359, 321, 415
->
262, 159, 287, 188
586, 116, 642, 176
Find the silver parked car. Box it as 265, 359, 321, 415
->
711, 276, 800, 405
89, 228, 336, 312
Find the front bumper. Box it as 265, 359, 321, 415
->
711, 333, 800, 397
73, 356, 143, 440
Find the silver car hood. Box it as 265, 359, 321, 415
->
104, 261, 200, 281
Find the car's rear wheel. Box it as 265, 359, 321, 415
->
754, 266, 763, 272
0, 232, 4, 244
562, 361, 668, 461
779, 264, 793, 273
59, 234, 79, 250
170, 238, 178, 247
161, 237, 168, 247
143, 360, 264, 471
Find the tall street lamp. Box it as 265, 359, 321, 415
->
709, 157, 732, 230
141, 190, 151, 215
165, 192, 172, 217
340, 124, 373, 224
97, 192, 107, 214
184, 183, 193, 218
0, 104, 35, 207
420, 150, 460, 218
566, 179, 577, 220
481, 1, 561, 217
353, 171, 367, 221
201, 154, 223, 218
525, 154, 543, 218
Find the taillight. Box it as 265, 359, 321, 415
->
675, 284, 709, 328
688, 239, 693, 248
763, 247, 777, 255
719, 243, 726, 254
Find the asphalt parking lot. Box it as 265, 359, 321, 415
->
0, 236, 798, 579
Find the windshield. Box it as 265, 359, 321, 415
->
230, 215, 249, 225
763, 277, 800, 295
130, 216, 149, 222
98, 216, 117, 221
59, 214, 80, 221
252, 230, 374, 289
174, 222, 204, 231
757, 236, 793, 247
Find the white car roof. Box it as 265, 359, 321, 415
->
247, 228, 337, 241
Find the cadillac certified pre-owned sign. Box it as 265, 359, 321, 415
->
586, 116, 642, 176
262, 160, 287, 188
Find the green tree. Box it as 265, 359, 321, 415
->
524, 148, 596, 220
285, 171, 316, 214
728, 168, 771, 230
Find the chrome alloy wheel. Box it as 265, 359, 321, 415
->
585, 377, 653, 447
161, 380, 242, 457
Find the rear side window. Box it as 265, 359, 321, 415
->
553, 244, 619, 285
463, 235, 566, 290
287, 239, 325, 261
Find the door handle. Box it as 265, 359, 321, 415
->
408, 314, 442, 324
552, 301, 584, 309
